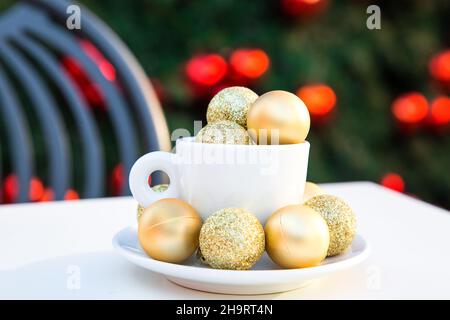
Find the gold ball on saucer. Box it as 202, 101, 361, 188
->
302, 181, 325, 203
136, 184, 169, 221
305, 195, 356, 256
138, 198, 202, 263
265, 204, 330, 268
207, 86, 258, 128
199, 208, 265, 270
195, 120, 252, 145
247, 90, 310, 144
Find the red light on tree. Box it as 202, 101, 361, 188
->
61, 57, 84, 79
296, 84, 336, 117
185, 54, 228, 87
82, 83, 104, 107
80, 40, 103, 62
392, 92, 429, 125
3, 174, 18, 203
98, 60, 116, 82
80, 39, 116, 82
64, 189, 80, 200
430, 96, 450, 126
2, 175, 44, 203
29, 177, 44, 202
429, 50, 450, 84
110, 163, 124, 196
281, 0, 328, 18
380, 173, 405, 193
230, 49, 270, 80
61, 55, 105, 110
40, 188, 54, 202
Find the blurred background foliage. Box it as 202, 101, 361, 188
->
1, 0, 449, 208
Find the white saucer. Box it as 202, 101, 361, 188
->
112, 226, 370, 295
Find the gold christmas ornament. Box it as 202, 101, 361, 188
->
136, 184, 169, 221
302, 182, 325, 203
207, 86, 258, 128
265, 204, 330, 269
247, 90, 310, 144
199, 208, 265, 270
305, 195, 356, 256
138, 198, 202, 263
195, 120, 252, 145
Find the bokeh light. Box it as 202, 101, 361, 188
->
381, 173, 405, 193
230, 49, 270, 80
392, 92, 429, 124
296, 84, 336, 117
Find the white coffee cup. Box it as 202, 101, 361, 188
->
129, 137, 309, 222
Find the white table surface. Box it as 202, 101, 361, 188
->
0, 181, 449, 299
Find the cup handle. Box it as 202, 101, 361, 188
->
129, 151, 180, 207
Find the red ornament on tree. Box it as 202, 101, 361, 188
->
281, 0, 328, 18
391, 92, 429, 125
296, 84, 336, 117
380, 173, 405, 193
230, 49, 270, 80
185, 54, 228, 87
430, 96, 450, 126
429, 50, 450, 89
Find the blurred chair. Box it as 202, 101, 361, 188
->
0, 0, 170, 203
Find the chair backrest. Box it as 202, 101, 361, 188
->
0, 0, 170, 202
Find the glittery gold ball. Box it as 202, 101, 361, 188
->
199, 208, 265, 270
247, 90, 310, 144
265, 204, 329, 268
136, 184, 169, 221
195, 120, 253, 145
302, 182, 325, 203
305, 195, 356, 256
207, 86, 258, 128
138, 198, 202, 263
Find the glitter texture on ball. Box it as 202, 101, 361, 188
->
305, 194, 356, 256
199, 208, 265, 270
195, 120, 253, 145
207, 86, 258, 128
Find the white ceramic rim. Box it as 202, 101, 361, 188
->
176, 136, 310, 151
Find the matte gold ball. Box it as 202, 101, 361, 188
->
247, 90, 310, 144
265, 204, 329, 268
207, 86, 258, 128
138, 198, 202, 263
136, 184, 169, 221
199, 208, 265, 270
195, 120, 252, 145
305, 195, 356, 256
302, 182, 325, 203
